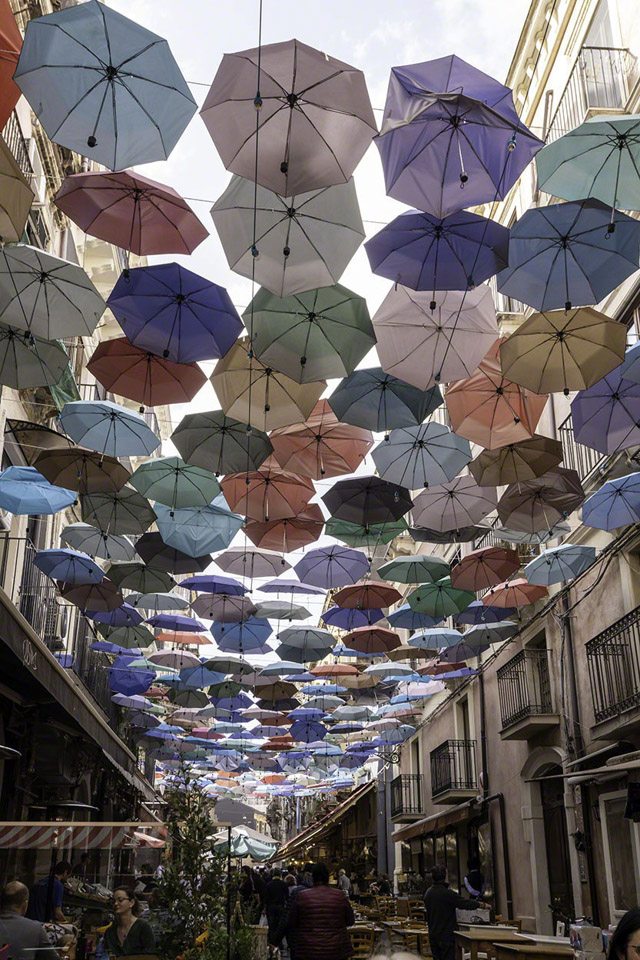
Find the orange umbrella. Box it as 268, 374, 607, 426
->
482, 578, 547, 607
450, 546, 520, 592
309, 663, 361, 677
262, 774, 286, 784
244, 504, 324, 552
0, 0, 22, 130
445, 339, 548, 450
270, 400, 374, 479
343, 626, 400, 655
333, 580, 402, 609
221, 462, 315, 523
155, 632, 211, 645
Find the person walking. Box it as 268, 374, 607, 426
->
338, 869, 351, 898
103, 886, 156, 957
263, 868, 288, 945
424, 864, 479, 960
269, 864, 313, 960
287, 862, 355, 960
0, 881, 60, 960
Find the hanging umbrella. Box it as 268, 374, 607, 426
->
34, 548, 103, 586
310, 663, 359, 678
0, 323, 69, 390
372, 421, 472, 488
259, 660, 309, 679
171, 411, 273, 476
212, 174, 364, 298
407, 578, 474, 617
269, 400, 373, 480
493, 521, 571, 544
3, 419, 72, 466
387, 605, 443, 630
328, 366, 442, 437
412, 477, 497, 532
60, 523, 135, 562
323, 476, 413, 526
147, 613, 205, 633
55, 169, 207, 255
130, 457, 221, 511
192, 594, 257, 622
342, 627, 400, 656
277, 629, 334, 661
107, 263, 241, 363
373, 284, 498, 390
221, 465, 314, 523
496, 200, 640, 311
253, 600, 310, 621
244, 506, 324, 552
259, 578, 325, 597
324, 517, 409, 548
464, 622, 519, 646
0, 0, 22, 130
333, 581, 402, 610
216, 548, 289, 580
108, 668, 155, 696
363, 662, 415, 680
0, 139, 31, 243
321, 606, 385, 630
99, 623, 155, 649
294, 545, 369, 589
59, 400, 159, 458
571, 367, 640, 455
211, 338, 325, 433
87, 337, 207, 409
179, 574, 246, 595
450, 546, 520, 591
377, 555, 450, 584
408, 627, 464, 650
134, 532, 212, 575
14, 0, 196, 170
524, 544, 597, 586
374, 54, 542, 216
34, 448, 131, 495
201, 38, 376, 196
445, 339, 548, 450
454, 600, 515, 625
61, 578, 123, 612
86, 603, 144, 627
618, 343, 640, 384
0, 466, 75, 515
499, 308, 627, 396
155, 498, 244, 557
0, 245, 106, 338
211, 617, 272, 649
386, 644, 434, 662
80, 487, 156, 536
410, 524, 488, 544
469, 436, 563, 486
128, 592, 189, 612
582, 472, 640, 530
483, 578, 547, 608
107, 562, 174, 593
497, 467, 585, 533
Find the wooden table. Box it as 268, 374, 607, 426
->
494, 943, 574, 960
455, 929, 534, 960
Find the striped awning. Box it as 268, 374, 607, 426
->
0, 822, 165, 849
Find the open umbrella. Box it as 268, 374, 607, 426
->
333, 581, 402, 610
328, 366, 442, 437
372, 421, 472, 488
221, 465, 314, 523
0, 322, 69, 392
407, 578, 474, 617
0, 138, 33, 244
374, 55, 542, 216
129, 592, 189, 612
179, 574, 246, 595
134, 532, 211, 575
410, 524, 488, 544
321, 606, 385, 630
212, 174, 364, 298
253, 600, 310, 621
278, 627, 334, 658
0, 0, 22, 130
378, 556, 449, 584
99, 624, 155, 649
61, 578, 123, 612
324, 518, 409, 548
211, 617, 272, 650
245, 283, 375, 384
14, 0, 196, 170
412, 477, 497, 532
34, 448, 130, 495
294, 545, 369, 589
0, 466, 75, 515
60, 523, 135, 562
571, 367, 640, 455
408, 627, 464, 649
582, 472, 640, 530
469, 436, 563, 487
269, 400, 373, 480
155, 499, 243, 558
387, 605, 442, 630
493, 522, 571, 545
497, 467, 584, 533
259, 578, 325, 597
192, 594, 257, 622
3, 419, 72, 466
80, 487, 156, 536
216, 548, 289, 580
59, 400, 159, 458
244, 506, 324, 553
107, 562, 174, 593
524, 544, 596, 585
34, 548, 103, 586
148, 613, 205, 633
87, 603, 144, 628
450, 546, 520, 591
483, 578, 547, 608
464, 622, 519, 646
171, 411, 273, 476
201, 38, 376, 196
343, 627, 400, 656
130, 457, 220, 512
454, 600, 515, 625
323, 476, 413, 526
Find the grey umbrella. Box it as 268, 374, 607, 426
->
0, 323, 69, 389
372, 422, 471, 488
412, 477, 498, 532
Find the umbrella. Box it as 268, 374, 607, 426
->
269, 400, 373, 480
407, 578, 474, 617
619, 343, 640, 384
277, 629, 334, 661
571, 367, 640, 455
155, 498, 244, 557
493, 522, 571, 544
469, 436, 563, 487
192, 594, 257, 622
211, 338, 325, 433
464, 622, 519, 646
259, 660, 308, 679
212, 174, 364, 298
0, 323, 69, 390
211, 617, 272, 649
333, 581, 402, 610
483, 579, 547, 608
128, 592, 189, 612
59, 400, 159, 458
412, 477, 497, 532
374, 54, 542, 216
171, 411, 273, 476
324, 518, 409, 548
61, 578, 123, 612
107, 263, 241, 364
107, 562, 174, 593
0, 137, 32, 244
86, 603, 144, 627
179, 574, 246, 595
244, 506, 324, 553
373, 284, 498, 390
497, 467, 585, 533
290, 720, 327, 744
323, 476, 413, 526
372, 422, 472, 488
454, 600, 516, 625
99, 624, 155, 649
14, 0, 196, 170
201, 38, 376, 195
87, 337, 207, 409
524, 544, 597, 585
386, 643, 435, 662
134, 532, 212, 575
294, 546, 369, 589
109, 668, 155, 696
34, 548, 103, 585
328, 366, 442, 437
386, 605, 443, 631
147, 613, 205, 633
450, 546, 520, 591
54, 170, 207, 255
0, 0, 22, 130
499, 308, 627, 396
343, 627, 400, 656
60, 523, 135, 562
377, 555, 449, 584
582, 472, 640, 530
408, 627, 464, 651
34, 448, 130, 495
410, 524, 489, 544
3, 419, 72, 466
363, 662, 414, 680
216, 548, 289, 580
221, 465, 314, 523
130, 457, 220, 511
80, 487, 156, 536
253, 600, 310, 621
321, 606, 385, 630
259, 578, 325, 596
445, 339, 548, 450
496, 200, 640, 311
0, 245, 105, 339
0, 466, 75, 515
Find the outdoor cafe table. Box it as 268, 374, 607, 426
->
455, 929, 534, 960
493, 942, 574, 960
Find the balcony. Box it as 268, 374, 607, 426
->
391, 774, 425, 822
430, 739, 477, 804
558, 414, 606, 484
546, 47, 638, 144
587, 605, 640, 739
497, 649, 559, 740
2, 110, 33, 180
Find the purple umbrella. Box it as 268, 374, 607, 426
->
571, 367, 640, 455
454, 600, 516, 625
85, 603, 143, 627
179, 574, 247, 595
90, 641, 142, 656
290, 720, 327, 743
107, 262, 242, 363
294, 545, 370, 589
321, 605, 385, 629
146, 613, 206, 632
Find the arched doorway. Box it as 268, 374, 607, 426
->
540, 765, 575, 927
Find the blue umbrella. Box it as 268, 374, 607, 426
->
55, 654, 74, 668
288, 707, 327, 721
179, 574, 246, 595
146, 613, 205, 632
290, 720, 327, 743
299, 684, 347, 695
619, 343, 640, 384
293, 545, 369, 589
211, 618, 272, 648
328, 366, 442, 436
409, 628, 464, 649
321, 606, 385, 630
454, 600, 516, 624
571, 367, 640, 455
107, 262, 241, 363
90, 641, 141, 656
497, 200, 640, 311
524, 544, 597, 585
108, 667, 155, 695
34, 548, 104, 585
582, 472, 640, 530
59, 400, 160, 457
86, 603, 144, 627
0, 466, 75, 515
155, 497, 244, 557
387, 604, 443, 631
179, 667, 225, 688
210, 693, 253, 711
259, 578, 326, 596
332, 644, 385, 659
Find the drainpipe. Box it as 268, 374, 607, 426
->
478, 660, 489, 798
480, 793, 513, 919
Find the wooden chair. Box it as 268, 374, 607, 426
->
350, 928, 376, 959
409, 900, 426, 921
495, 917, 523, 933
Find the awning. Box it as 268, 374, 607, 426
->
0, 822, 166, 849
391, 799, 477, 843
276, 780, 375, 860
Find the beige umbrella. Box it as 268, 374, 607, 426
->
210, 337, 325, 432
469, 436, 563, 486
499, 307, 627, 395
0, 136, 34, 243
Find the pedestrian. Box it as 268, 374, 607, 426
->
269, 864, 313, 960
263, 868, 288, 944
27, 861, 72, 923
0, 881, 60, 960
608, 908, 640, 960
103, 886, 156, 957
285, 874, 297, 894
240, 865, 262, 923
286, 861, 355, 960
338, 869, 352, 897
463, 857, 486, 899
424, 865, 479, 960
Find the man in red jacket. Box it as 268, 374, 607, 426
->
287, 862, 355, 960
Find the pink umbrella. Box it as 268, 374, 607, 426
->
221, 463, 315, 523
482, 578, 547, 608
270, 400, 374, 480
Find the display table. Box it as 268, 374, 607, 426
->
493, 942, 574, 960
455, 929, 534, 960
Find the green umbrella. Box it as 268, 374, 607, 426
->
171, 410, 273, 475
407, 578, 474, 617
80, 486, 156, 535
130, 456, 220, 511
128, 657, 177, 674
324, 517, 408, 548
378, 555, 450, 584
244, 283, 375, 384
169, 689, 209, 708
97, 623, 156, 649
106, 562, 175, 594
208, 681, 247, 698
0, 323, 70, 389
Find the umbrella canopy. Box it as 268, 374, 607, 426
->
155, 499, 244, 557
14, 0, 196, 170
253, 600, 310, 621
387, 605, 443, 630
221, 465, 314, 523
408, 578, 475, 617
134, 532, 211, 575
582, 473, 640, 531
410, 524, 490, 544
374, 55, 542, 216
450, 546, 520, 591
108, 263, 241, 364
34, 448, 130, 495
408, 627, 464, 649
100, 624, 155, 649
0, 466, 75, 515
0, 322, 69, 391
59, 400, 159, 458
378, 555, 449, 584
373, 283, 498, 390
87, 603, 144, 627
61, 578, 123, 612
55, 170, 207, 255
333, 581, 402, 610
278, 627, 334, 658
129, 592, 189, 612
245, 283, 375, 384
0, 245, 105, 339
323, 476, 413, 526
211, 617, 272, 649
618, 342, 640, 385
469, 436, 563, 487
148, 613, 205, 633
259, 578, 325, 596
87, 338, 207, 409
321, 606, 385, 630
171, 411, 273, 476
60, 523, 135, 562
524, 544, 596, 586
343, 627, 400, 656
3, 419, 72, 466
216, 548, 289, 580
493, 521, 571, 545
445, 339, 548, 450
0, 138, 33, 244
201, 38, 376, 196
372, 421, 472, 488
211, 338, 325, 433
497, 467, 585, 533
80, 487, 156, 536
499, 308, 627, 396
192, 594, 257, 622
412, 477, 498, 532
130, 457, 220, 511
496, 200, 640, 311
571, 368, 640, 456
0, 0, 22, 130
294, 545, 369, 589
324, 517, 409, 548
212, 174, 364, 298
269, 400, 373, 480
107, 562, 174, 593
454, 600, 516, 625
328, 366, 442, 437
244, 506, 324, 552
34, 548, 103, 586
483, 578, 547, 608
464, 621, 519, 646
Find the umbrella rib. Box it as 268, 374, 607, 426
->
116, 76, 167, 155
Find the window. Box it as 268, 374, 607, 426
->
585, 1, 614, 47
600, 790, 640, 919
411, 739, 421, 778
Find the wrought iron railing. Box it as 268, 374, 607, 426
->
390, 774, 424, 818
497, 648, 553, 728
2, 110, 33, 180
472, 520, 540, 562
558, 413, 605, 482
586, 605, 640, 722
430, 739, 476, 797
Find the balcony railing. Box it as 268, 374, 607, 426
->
587, 604, 640, 723
497, 649, 553, 728
558, 413, 605, 483
391, 774, 424, 818
2, 110, 33, 180
430, 739, 476, 798
546, 46, 638, 144
472, 519, 540, 562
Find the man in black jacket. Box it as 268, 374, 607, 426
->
424, 864, 480, 960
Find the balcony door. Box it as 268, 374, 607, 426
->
583, 2, 627, 111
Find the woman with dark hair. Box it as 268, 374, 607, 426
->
104, 887, 156, 957
609, 909, 640, 960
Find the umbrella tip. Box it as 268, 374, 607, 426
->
87, 136, 97, 148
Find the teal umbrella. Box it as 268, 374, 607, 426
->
155, 496, 244, 557
407, 578, 474, 617
378, 555, 450, 584
0, 323, 69, 389
324, 517, 408, 547
97, 623, 156, 649
106, 562, 175, 594
80, 486, 156, 536
130, 456, 221, 511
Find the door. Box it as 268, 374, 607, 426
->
541, 768, 575, 924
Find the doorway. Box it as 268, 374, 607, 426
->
541, 766, 575, 927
